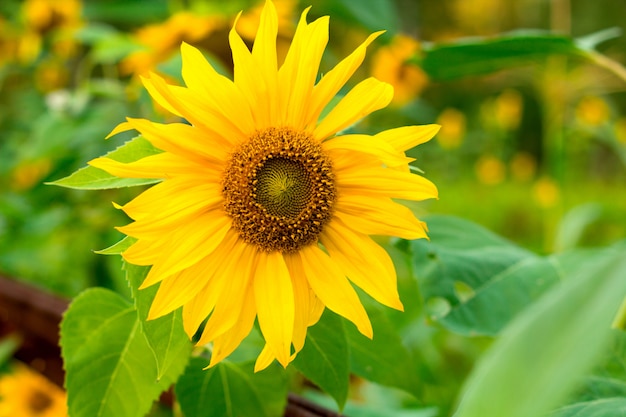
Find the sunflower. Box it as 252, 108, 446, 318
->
90, 0, 439, 371
0, 364, 68, 417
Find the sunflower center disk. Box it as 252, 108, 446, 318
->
255, 158, 311, 219
222, 127, 336, 253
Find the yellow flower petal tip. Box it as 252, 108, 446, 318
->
101, 0, 437, 369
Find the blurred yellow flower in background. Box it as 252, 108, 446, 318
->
0, 18, 20, 65
533, 177, 560, 208
0, 364, 67, 417
371, 35, 428, 105
436, 108, 466, 149
34, 58, 69, 92
495, 89, 523, 130
122, 12, 226, 75
475, 155, 506, 185
122, 0, 298, 75
19, 0, 83, 62
11, 159, 52, 191
510, 151, 537, 182
575, 95, 610, 126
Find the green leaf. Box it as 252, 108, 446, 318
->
548, 398, 626, 417
61, 288, 173, 417
176, 357, 288, 417
95, 236, 136, 255
413, 216, 535, 326
0, 335, 20, 367
347, 307, 420, 398
439, 256, 561, 336
579, 376, 626, 401
453, 249, 626, 417
125, 263, 192, 381
420, 30, 587, 81
48, 136, 162, 190
293, 310, 349, 409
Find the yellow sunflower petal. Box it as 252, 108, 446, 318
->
335, 166, 438, 201
254, 251, 295, 368
284, 253, 313, 353
89, 152, 208, 180
181, 230, 241, 337
323, 134, 414, 167
148, 265, 208, 320
142, 72, 244, 146
125, 117, 228, 163
298, 245, 373, 338
306, 31, 383, 129
254, 344, 276, 372
119, 177, 221, 222
105, 121, 133, 139
141, 211, 231, 285
180, 42, 256, 137
376, 124, 441, 152
278, 9, 329, 127
207, 286, 256, 367
141, 74, 183, 117
314, 77, 393, 141
320, 218, 403, 310
229, 14, 269, 127
251, 0, 279, 110
121, 236, 166, 267
334, 194, 429, 240
197, 240, 258, 344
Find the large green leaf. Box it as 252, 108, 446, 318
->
293, 310, 350, 409
420, 30, 587, 81
548, 398, 626, 417
61, 288, 174, 417
439, 256, 561, 336
48, 135, 162, 189
347, 307, 421, 398
453, 249, 626, 417
412, 215, 537, 332
176, 357, 288, 417
125, 262, 192, 381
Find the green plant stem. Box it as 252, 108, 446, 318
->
587, 50, 626, 85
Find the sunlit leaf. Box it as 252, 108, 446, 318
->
176, 357, 288, 417
125, 262, 192, 381
454, 250, 626, 417
95, 236, 136, 255
48, 136, 162, 189
61, 288, 173, 417
293, 310, 349, 409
